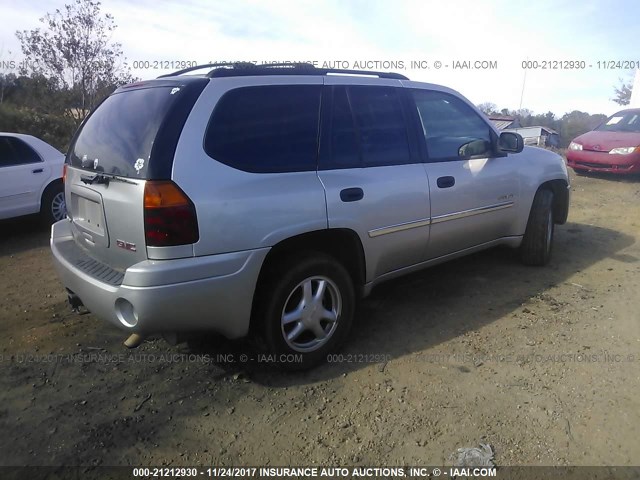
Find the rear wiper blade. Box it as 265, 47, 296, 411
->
103, 174, 138, 185
80, 173, 108, 185
80, 173, 138, 186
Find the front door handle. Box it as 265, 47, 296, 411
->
340, 187, 364, 202
32, 168, 44, 174
437, 176, 455, 188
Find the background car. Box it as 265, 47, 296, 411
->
566, 108, 640, 175
0, 132, 66, 223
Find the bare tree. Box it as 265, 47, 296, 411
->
477, 102, 498, 115
16, 0, 134, 121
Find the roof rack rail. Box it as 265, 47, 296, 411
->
156, 62, 256, 78
157, 62, 409, 80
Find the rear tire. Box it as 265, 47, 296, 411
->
41, 183, 66, 224
254, 252, 355, 371
520, 189, 555, 266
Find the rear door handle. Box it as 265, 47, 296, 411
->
32, 168, 44, 173
437, 176, 455, 188
340, 187, 364, 202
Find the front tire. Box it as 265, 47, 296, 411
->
256, 252, 355, 371
520, 188, 555, 266
41, 183, 66, 224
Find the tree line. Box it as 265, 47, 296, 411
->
0, 0, 134, 151
0, 0, 634, 153
476, 104, 609, 149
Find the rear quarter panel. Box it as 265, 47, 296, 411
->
171, 76, 328, 257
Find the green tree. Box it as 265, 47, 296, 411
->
557, 110, 607, 147
524, 111, 558, 131
3, 74, 68, 113
0, 73, 79, 150
15, 0, 134, 121
612, 77, 632, 106
0, 73, 17, 104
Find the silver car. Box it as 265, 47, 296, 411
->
51, 63, 570, 369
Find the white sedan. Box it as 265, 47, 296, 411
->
0, 133, 66, 223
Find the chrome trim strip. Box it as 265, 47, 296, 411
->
368, 218, 431, 238
367, 201, 514, 238
430, 201, 513, 225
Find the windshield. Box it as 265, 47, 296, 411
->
596, 111, 640, 133
69, 86, 180, 178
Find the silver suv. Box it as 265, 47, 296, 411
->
51, 63, 570, 369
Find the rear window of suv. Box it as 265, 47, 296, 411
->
69, 86, 189, 178
205, 85, 321, 173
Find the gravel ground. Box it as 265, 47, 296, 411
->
0, 169, 639, 468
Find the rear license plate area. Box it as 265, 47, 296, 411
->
72, 194, 105, 236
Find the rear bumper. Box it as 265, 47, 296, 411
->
566, 150, 640, 174
50, 220, 269, 338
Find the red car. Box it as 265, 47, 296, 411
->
566, 108, 640, 175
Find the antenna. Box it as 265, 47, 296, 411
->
519, 61, 527, 110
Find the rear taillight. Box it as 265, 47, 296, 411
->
62, 164, 67, 183
143, 181, 199, 247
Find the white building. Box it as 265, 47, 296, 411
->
503, 126, 560, 147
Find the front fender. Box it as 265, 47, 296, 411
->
515, 147, 570, 232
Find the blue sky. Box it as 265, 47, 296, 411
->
1, 0, 638, 116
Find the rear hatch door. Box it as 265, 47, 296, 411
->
65, 78, 207, 271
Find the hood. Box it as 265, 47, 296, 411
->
573, 130, 640, 152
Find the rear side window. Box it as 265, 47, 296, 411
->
321, 86, 412, 169
0, 137, 41, 167
411, 89, 492, 161
205, 85, 321, 173
349, 86, 411, 167
70, 86, 187, 178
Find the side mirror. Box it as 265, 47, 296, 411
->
458, 139, 491, 158
498, 132, 524, 153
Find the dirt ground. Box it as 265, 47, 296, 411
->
0, 168, 639, 468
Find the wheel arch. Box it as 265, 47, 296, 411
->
249, 228, 366, 333
538, 178, 569, 224
41, 177, 64, 205
39, 178, 65, 222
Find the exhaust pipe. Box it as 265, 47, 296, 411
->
66, 289, 84, 313
124, 334, 144, 348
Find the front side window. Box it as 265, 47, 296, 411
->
0, 136, 41, 167
205, 85, 321, 173
411, 89, 492, 161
